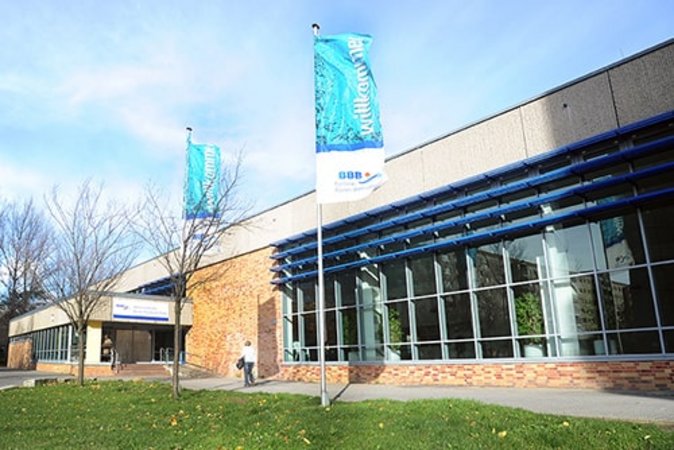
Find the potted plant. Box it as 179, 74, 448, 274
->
515, 292, 545, 357
387, 308, 404, 360
342, 313, 359, 362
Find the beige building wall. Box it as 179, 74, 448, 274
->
520, 72, 618, 157
85, 321, 103, 364
9, 295, 193, 337
610, 43, 674, 126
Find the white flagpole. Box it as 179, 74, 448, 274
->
183, 127, 193, 260
317, 204, 329, 407
313, 22, 330, 408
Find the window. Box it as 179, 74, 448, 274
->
382, 260, 407, 300
338, 271, 357, 306
386, 301, 411, 346
414, 298, 441, 341
30, 325, 71, 362
299, 281, 315, 312
410, 254, 437, 296
599, 269, 656, 330
438, 249, 469, 292
476, 288, 511, 338
302, 312, 316, 347
506, 233, 546, 283
443, 293, 473, 339
470, 243, 505, 288
642, 203, 674, 262
652, 264, 674, 327
545, 223, 594, 277
590, 211, 645, 270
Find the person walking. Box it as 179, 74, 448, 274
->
102, 335, 113, 362
241, 340, 256, 387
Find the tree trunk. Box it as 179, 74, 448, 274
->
77, 323, 85, 386
172, 297, 181, 399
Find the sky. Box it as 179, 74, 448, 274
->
1, 0, 673, 216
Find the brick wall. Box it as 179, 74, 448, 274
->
9, 342, 156, 378
186, 247, 282, 379
36, 362, 118, 377
7, 339, 33, 369
279, 360, 674, 391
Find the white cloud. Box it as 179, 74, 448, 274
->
0, 156, 50, 202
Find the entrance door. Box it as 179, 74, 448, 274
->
153, 330, 174, 362
114, 328, 152, 363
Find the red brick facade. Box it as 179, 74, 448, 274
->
35, 362, 119, 377
279, 361, 674, 391
186, 247, 282, 380
7, 339, 33, 369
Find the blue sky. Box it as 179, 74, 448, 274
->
1, 0, 672, 214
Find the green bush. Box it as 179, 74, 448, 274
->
388, 308, 404, 351
515, 292, 544, 340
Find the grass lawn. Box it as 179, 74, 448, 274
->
0, 380, 672, 449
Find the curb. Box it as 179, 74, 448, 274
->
22, 377, 74, 388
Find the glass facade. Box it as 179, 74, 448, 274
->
275, 116, 674, 364
9, 325, 76, 362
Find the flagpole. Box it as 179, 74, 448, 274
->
313, 22, 330, 408
175, 125, 193, 392
184, 127, 193, 261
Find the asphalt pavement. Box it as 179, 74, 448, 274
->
2, 368, 673, 424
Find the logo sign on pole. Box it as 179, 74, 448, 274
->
314, 33, 386, 204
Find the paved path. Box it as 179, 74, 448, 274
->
0, 368, 73, 390
180, 377, 674, 424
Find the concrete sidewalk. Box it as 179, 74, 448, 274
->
179, 377, 674, 424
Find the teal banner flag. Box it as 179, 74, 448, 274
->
314, 33, 383, 151
184, 138, 221, 219
314, 33, 386, 203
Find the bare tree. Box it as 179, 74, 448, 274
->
0, 199, 53, 364
42, 181, 139, 385
135, 148, 249, 399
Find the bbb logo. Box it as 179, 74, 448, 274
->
338, 170, 366, 180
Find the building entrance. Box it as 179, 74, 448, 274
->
102, 324, 186, 364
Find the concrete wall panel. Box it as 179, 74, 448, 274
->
521, 73, 617, 157
421, 109, 527, 191
289, 194, 317, 234
610, 44, 674, 126
115, 259, 170, 293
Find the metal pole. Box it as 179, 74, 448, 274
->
317, 204, 329, 406
312, 22, 330, 407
